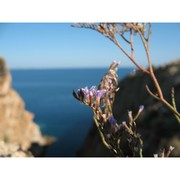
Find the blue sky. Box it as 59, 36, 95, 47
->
0, 23, 179, 69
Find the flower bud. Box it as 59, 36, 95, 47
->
154, 154, 158, 158
108, 116, 117, 126
169, 146, 175, 151
139, 105, 144, 113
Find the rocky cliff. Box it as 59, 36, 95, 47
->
0, 141, 33, 157
77, 59, 180, 157
0, 57, 54, 157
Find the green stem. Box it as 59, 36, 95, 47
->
94, 118, 110, 149
162, 99, 180, 123
139, 139, 143, 158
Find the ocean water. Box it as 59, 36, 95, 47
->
11, 68, 133, 157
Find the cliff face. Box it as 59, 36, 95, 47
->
0, 58, 54, 156
0, 141, 33, 157
77, 60, 180, 157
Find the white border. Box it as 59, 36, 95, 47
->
0, 1, 179, 180
0, 158, 179, 180
0, 0, 179, 22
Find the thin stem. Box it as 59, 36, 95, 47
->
138, 29, 164, 100
113, 39, 150, 75
73, 23, 150, 75
130, 29, 134, 59
171, 88, 180, 123
94, 117, 120, 156
94, 118, 109, 148
161, 99, 180, 120
171, 88, 177, 109
139, 139, 143, 158
121, 34, 131, 44
147, 23, 152, 49
138, 29, 180, 121
145, 85, 160, 100
150, 72, 164, 100
146, 85, 180, 118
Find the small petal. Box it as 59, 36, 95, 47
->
94, 89, 106, 98
117, 61, 121, 65
169, 146, 175, 151
102, 114, 106, 119
137, 133, 141, 138
108, 116, 117, 125
83, 87, 90, 96
90, 86, 96, 91
154, 154, 158, 158
72, 90, 80, 101
128, 111, 132, 116
139, 105, 144, 112
128, 110, 133, 121
122, 121, 126, 126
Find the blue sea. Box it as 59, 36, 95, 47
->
11, 68, 132, 157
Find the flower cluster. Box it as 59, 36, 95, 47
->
73, 61, 145, 157
73, 61, 176, 157
73, 23, 146, 41
99, 61, 120, 121
121, 105, 145, 157
73, 86, 106, 109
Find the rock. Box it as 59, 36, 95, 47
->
0, 57, 55, 156
77, 59, 180, 157
0, 58, 12, 96
0, 141, 33, 157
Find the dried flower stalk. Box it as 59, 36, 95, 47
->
72, 23, 180, 123
73, 61, 144, 157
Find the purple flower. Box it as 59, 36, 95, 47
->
81, 86, 97, 97
93, 89, 106, 108
76, 86, 106, 108
81, 86, 90, 96
93, 89, 106, 98
108, 116, 117, 126
80, 86, 93, 105
89, 86, 96, 96
139, 105, 144, 112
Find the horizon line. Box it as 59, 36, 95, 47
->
10, 66, 135, 70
